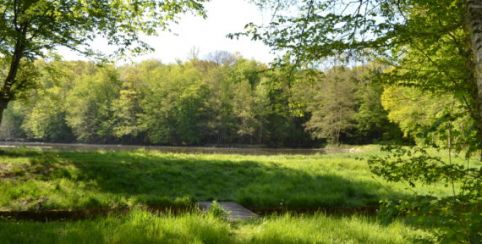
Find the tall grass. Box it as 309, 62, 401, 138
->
1, 146, 475, 211
0, 210, 435, 243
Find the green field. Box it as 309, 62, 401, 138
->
0, 146, 475, 243
0, 146, 459, 211
0, 210, 435, 243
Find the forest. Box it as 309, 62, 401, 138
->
1, 55, 410, 147
0, 0, 481, 243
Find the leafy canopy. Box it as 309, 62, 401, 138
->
0, 0, 207, 59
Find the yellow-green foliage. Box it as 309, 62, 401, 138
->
381, 86, 450, 137
381, 86, 473, 147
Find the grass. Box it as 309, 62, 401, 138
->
1, 145, 474, 243
0, 209, 436, 243
0, 146, 473, 211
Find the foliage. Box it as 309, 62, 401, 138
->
241, 0, 481, 242
368, 146, 481, 242
355, 78, 403, 143
207, 201, 229, 220
138, 61, 211, 145
0, 102, 26, 139
65, 65, 121, 143
0, 0, 208, 126
381, 86, 475, 147
304, 67, 357, 144
1, 57, 398, 146
0, 0, 206, 58
20, 60, 74, 141
111, 79, 143, 140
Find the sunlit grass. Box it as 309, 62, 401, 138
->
238, 213, 435, 243
0, 146, 470, 243
0, 210, 435, 244
0, 146, 474, 211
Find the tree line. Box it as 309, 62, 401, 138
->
0, 54, 411, 147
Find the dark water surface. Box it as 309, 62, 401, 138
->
0, 142, 341, 155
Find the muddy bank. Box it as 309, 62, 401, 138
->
0, 204, 380, 222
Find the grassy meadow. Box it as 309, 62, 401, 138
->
0, 209, 436, 243
0, 146, 463, 211
0, 146, 477, 243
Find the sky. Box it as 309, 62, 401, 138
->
58, 0, 275, 64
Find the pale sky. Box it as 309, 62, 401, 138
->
58, 0, 275, 64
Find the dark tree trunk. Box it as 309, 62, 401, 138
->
0, 100, 8, 126
0, 57, 21, 126
0, 26, 27, 125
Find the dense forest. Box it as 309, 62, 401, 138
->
0, 53, 411, 147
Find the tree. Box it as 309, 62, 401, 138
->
232, 75, 260, 143
111, 80, 143, 142
206, 50, 237, 66
467, 0, 482, 149
305, 67, 357, 144
381, 85, 472, 146
0, 0, 206, 123
22, 86, 72, 141
110, 61, 160, 143
138, 62, 210, 145
197, 59, 237, 144
65, 65, 121, 142
242, 0, 482, 153
20, 60, 76, 141
0, 102, 26, 140
355, 79, 403, 143
243, 0, 482, 241
228, 58, 265, 143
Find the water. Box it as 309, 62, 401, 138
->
0, 142, 335, 155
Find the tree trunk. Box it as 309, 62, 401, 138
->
0, 29, 26, 126
466, 0, 482, 159
0, 100, 8, 126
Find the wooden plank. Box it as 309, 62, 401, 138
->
197, 201, 258, 221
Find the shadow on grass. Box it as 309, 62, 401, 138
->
66, 151, 396, 209
0, 149, 43, 157
1, 149, 406, 212
0, 149, 441, 242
